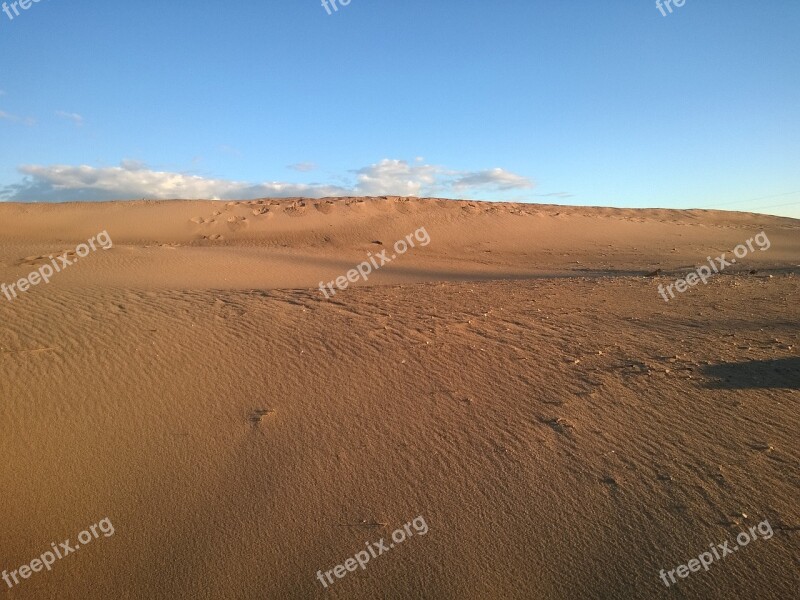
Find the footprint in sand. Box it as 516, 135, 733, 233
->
313, 201, 334, 214
226, 216, 249, 230
540, 416, 575, 435
18, 250, 78, 267
212, 298, 245, 319
250, 409, 275, 423
601, 475, 620, 488
750, 442, 774, 452
284, 201, 307, 217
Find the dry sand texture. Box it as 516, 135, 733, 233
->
1, 197, 798, 599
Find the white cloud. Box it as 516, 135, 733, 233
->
0, 163, 348, 201
452, 168, 535, 192
0, 110, 35, 126
352, 160, 535, 197
353, 159, 443, 196
55, 110, 84, 125
0, 159, 535, 202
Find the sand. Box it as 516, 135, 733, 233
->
0, 197, 798, 599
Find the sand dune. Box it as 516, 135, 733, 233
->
1, 197, 798, 291
1, 198, 798, 599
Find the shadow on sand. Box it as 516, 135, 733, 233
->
702, 357, 800, 389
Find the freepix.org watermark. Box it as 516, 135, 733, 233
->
656, 0, 687, 17
658, 231, 770, 302
316, 515, 429, 589
3, 517, 115, 590
658, 519, 773, 587
318, 226, 430, 298
1, 230, 113, 303
2, 0, 45, 23
321, 0, 353, 16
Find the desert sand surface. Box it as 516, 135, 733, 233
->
1, 197, 798, 599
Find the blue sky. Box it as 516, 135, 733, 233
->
1, 0, 798, 217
